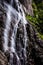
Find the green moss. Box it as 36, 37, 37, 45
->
26, 1, 43, 40
26, 15, 38, 27
26, 15, 43, 40
38, 33, 43, 40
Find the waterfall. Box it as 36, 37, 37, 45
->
2, 0, 28, 65
3, 3, 11, 52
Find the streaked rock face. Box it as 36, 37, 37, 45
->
19, 0, 33, 15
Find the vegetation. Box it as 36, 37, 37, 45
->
26, 0, 43, 40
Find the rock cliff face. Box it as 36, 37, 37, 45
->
0, 0, 43, 65
19, 0, 33, 15
26, 23, 43, 65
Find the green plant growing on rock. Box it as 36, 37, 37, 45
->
26, 0, 43, 40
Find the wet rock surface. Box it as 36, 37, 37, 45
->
19, 0, 33, 15
0, 50, 9, 65
0, 0, 43, 65
26, 22, 43, 65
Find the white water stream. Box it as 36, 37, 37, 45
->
3, 0, 28, 65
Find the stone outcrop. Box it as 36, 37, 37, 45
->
0, 50, 9, 65
26, 22, 43, 65
19, 0, 33, 15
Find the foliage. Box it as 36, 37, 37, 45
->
26, 0, 43, 39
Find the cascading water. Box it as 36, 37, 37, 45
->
1, 0, 28, 65
0, 0, 43, 65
